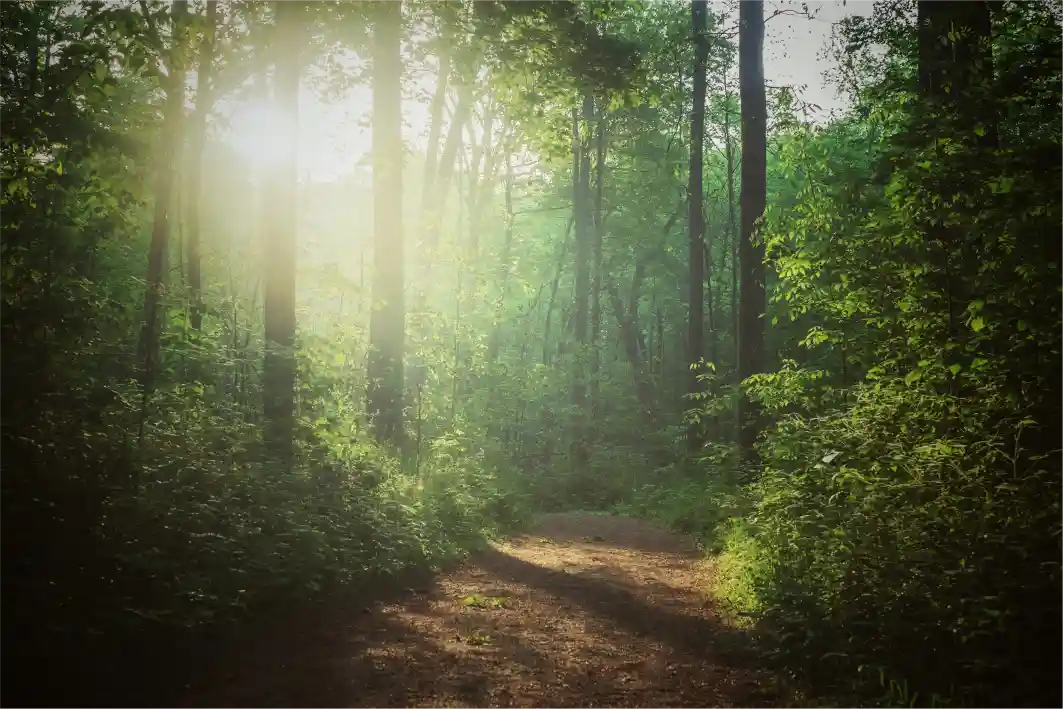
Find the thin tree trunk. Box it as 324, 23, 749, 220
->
468, 96, 496, 259
704, 227, 718, 369
426, 82, 472, 253
421, 50, 450, 222
543, 217, 574, 366
590, 115, 606, 425
263, 0, 301, 466
186, 0, 218, 333
571, 93, 593, 468
452, 153, 465, 416
737, 0, 767, 461
686, 0, 708, 452
723, 71, 739, 378
137, 0, 188, 443
488, 150, 515, 362
366, 0, 405, 445
656, 307, 665, 399
703, 214, 720, 440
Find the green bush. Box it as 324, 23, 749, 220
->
717, 377, 1061, 706
612, 462, 752, 551
2, 292, 522, 661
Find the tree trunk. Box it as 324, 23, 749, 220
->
467, 96, 496, 259
137, 0, 187, 429
421, 50, 450, 223
487, 150, 515, 362
262, 0, 301, 466
737, 0, 767, 461
185, 0, 218, 333
703, 216, 720, 441
723, 71, 739, 375
543, 218, 574, 366
607, 280, 656, 420
704, 215, 718, 370
590, 115, 606, 425
366, 0, 405, 445
426, 82, 472, 253
686, 0, 708, 452
571, 92, 593, 468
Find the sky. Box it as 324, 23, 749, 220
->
765, 0, 875, 114
224, 1, 877, 183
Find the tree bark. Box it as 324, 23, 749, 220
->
467, 96, 496, 259
425, 81, 472, 253
367, 0, 405, 445
137, 0, 187, 424
686, 0, 708, 452
590, 115, 606, 424
262, 0, 301, 466
571, 92, 594, 468
737, 0, 767, 461
421, 50, 450, 223
723, 70, 738, 374
488, 149, 515, 362
607, 280, 656, 420
185, 0, 218, 333
543, 218, 574, 366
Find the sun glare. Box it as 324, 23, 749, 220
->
220, 74, 435, 183
227, 101, 291, 170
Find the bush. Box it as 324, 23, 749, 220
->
613, 461, 752, 551
717, 377, 1062, 706
1, 292, 524, 706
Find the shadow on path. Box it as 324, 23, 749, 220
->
167, 514, 775, 707
473, 545, 759, 662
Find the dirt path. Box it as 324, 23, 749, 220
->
181, 513, 776, 708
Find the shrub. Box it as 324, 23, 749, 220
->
719, 377, 1061, 706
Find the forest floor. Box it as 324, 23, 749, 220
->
179, 512, 778, 708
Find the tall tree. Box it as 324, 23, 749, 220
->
590, 116, 606, 423
722, 71, 738, 372
421, 49, 450, 222
737, 0, 766, 459
262, 0, 301, 465
137, 0, 187, 436
487, 149, 515, 362
425, 82, 472, 253
185, 0, 219, 333
686, 0, 708, 451
571, 93, 594, 468
366, 0, 405, 445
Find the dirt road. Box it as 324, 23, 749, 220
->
181, 513, 775, 707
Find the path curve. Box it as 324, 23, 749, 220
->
182, 513, 774, 707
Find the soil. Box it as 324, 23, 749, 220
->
179, 513, 777, 708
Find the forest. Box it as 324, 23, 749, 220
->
1, 0, 1060, 707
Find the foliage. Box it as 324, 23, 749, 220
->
726, 380, 1061, 705
694, 3, 1062, 706
2, 1, 1059, 707
613, 467, 751, 551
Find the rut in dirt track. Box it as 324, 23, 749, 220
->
182, 512, 777, 708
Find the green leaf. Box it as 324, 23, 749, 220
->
949, 364, 962, 376
970, 316, 985, 332
904, 370, 923, 385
